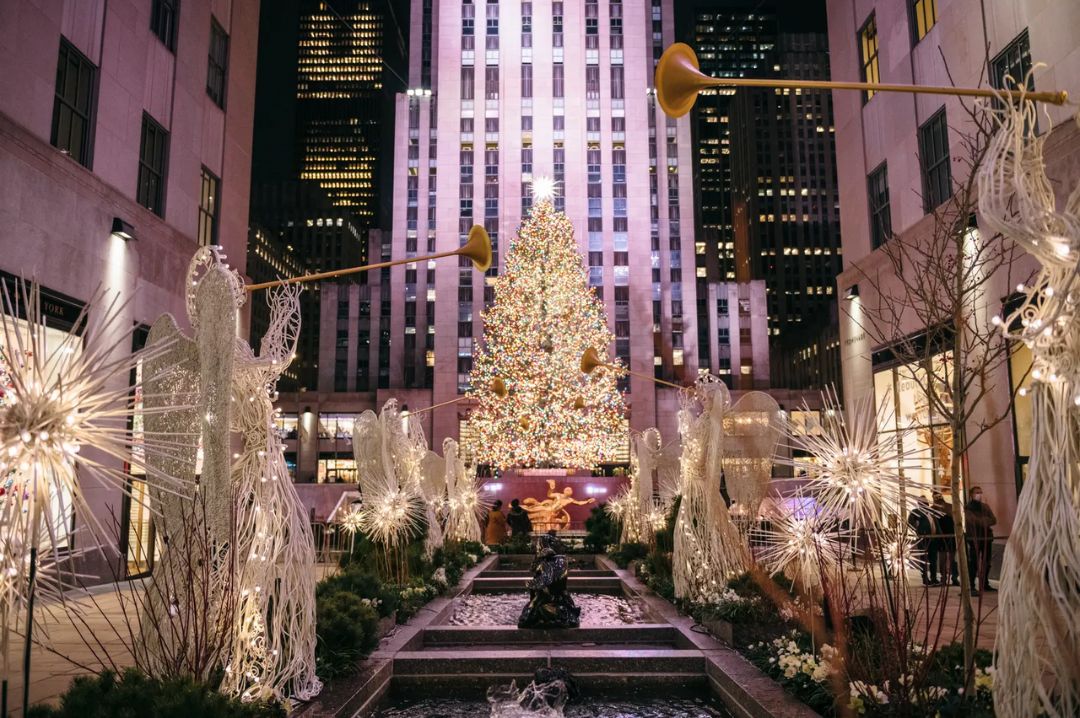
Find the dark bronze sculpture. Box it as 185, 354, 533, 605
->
517, 532, 581, 629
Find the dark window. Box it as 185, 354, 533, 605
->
991, 30, 1033, 92
485, 65, 499, 100
553, 64, 564, 98
858, 14, 880, 102
918, 108, 951, 211
206, 18, 229, 108
911, 0, 937, 42
610, 66, 624, 99
137, 114, 169, 217
198, 168, 219, 247
461, 66, 474, 100
521, 63, 532, 98
51, 39, 97, 168
151, 0, 179, 52
867, 163, 892, 249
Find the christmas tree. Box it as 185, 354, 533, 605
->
467, 192, 626, 469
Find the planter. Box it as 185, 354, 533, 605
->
376, 612, 397, 640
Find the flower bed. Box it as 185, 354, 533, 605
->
617, 541, 998, 717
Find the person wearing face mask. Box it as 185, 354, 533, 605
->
964, 486, 997, 595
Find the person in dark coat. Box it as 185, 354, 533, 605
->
964, 486, 997, 594
908, 496, 938, 585
507, 498, 533, 537
932, 491, 959, 586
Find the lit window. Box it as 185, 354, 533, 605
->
858, 15, 880, 102
911, 0, 937, 43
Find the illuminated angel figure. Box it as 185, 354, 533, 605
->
139, 246, 321, 703
672, 377, 749, 602
977, 91, 1080, 718
352, 401, 424, 578
442, 438, 487, 544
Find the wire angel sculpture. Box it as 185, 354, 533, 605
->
443, 438, 487, 544
139, 246, 321, 703
720, 391, 781, 534
621, 428, 678, 546
352, 401, 424, 580
419, 447, 447, 558
0, 279, 197, 702
977, 90, 1080, 718
672, 376, 750, 602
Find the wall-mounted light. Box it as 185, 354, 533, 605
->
110, 217, 135, 241
843, 284, 859, 300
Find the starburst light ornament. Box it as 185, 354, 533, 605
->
531, 175, 557, 202
787, 390, 919, 531
0, 280, 197, 696
352, 402, 425, 550
755, 507, 848, 589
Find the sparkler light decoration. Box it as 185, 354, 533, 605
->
443, 438, 487, 544
754, 508, 848, 589
787, 390, 920, 532
672, 377, 749, 601
0, 279, 198, 705
466, 199, 627, 469
977, 90, 1080, 718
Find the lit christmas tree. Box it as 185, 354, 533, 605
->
467, 184, 626, 469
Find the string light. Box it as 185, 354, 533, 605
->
467, 200, 626, 469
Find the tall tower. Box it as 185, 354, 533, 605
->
249, 0, 401, 390
384, 0, 698, 453
729, 32, 841, 389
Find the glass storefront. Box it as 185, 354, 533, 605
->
873, 352, 954, 496
318, 457, 357, 484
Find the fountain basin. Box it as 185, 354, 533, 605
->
447, 592, 651, 626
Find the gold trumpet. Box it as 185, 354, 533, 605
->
655, 42, 1068, 119
246, 224, 492, 292
404, 377, 508, 416
580, 347, 685, 390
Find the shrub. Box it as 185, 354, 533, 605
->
26, 669, 285, 718
315, 591, 380, 678
584, 505, 618, 552
608, 541, 648, 568
316, 563, 399, 618
392, 578, 440, 622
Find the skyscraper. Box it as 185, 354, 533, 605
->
681, 4, 841, 391
383, 0, 698, 452
249, 0, 403, 390
729, 32, 841, 388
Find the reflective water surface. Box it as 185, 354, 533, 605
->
375, 695, 733, 718
447, 592, 649, 626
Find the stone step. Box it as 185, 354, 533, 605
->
423, 625, 678, 647
391, 673, 709, 695
392, 649, 706, 676
470, 576, 624, 593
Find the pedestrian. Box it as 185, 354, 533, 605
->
908, 496, 938, 585
485, 499, 508, 546
506, 498, 533, 536
964, 486, 997, 595
932, 491, 959, 586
